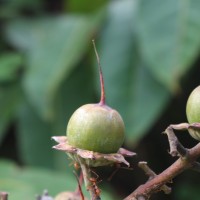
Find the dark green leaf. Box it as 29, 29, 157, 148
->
0, 160, 117, 200
0, 84, 20, 144
125, 63, 170, 143
6, 13, 104, 121
98, 0, 170, 143
0, 178, 36, 200
137, 0, 200, 90
0, 160, 76, 200
0, 160, 19, 177
0, 53, 22, 82
17, 101, 54, 168
53, 62, 94, 171
17, 61, 95, 170
19, 168, 76, 195
68, 0, 108, 13
0, 0, 43, 18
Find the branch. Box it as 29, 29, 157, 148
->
124, 123, 200, 200
164, 123, 189, 157
124, 142, 200, 200
138, 162, 171, 194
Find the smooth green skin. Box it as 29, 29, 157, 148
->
67, 104, 125, 153
186, 85, 200, 123
186, 85, 200, 140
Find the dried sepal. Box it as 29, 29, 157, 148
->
188, 123, 200, 141
52, 136, 136, 167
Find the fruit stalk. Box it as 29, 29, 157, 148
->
92, 40, 105, 106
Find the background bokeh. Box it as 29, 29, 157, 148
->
1, 0, 200, 199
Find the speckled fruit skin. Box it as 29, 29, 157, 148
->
67, 103, 125, 154
186, 86, 200, 123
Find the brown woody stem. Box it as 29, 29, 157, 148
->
138, 162, 171, 194
124, 123, 200, 200
164, 124, 189, 157
124, 143, 200, 200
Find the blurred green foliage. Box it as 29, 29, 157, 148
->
1, 0, 200, 199
0, 160, 116, 200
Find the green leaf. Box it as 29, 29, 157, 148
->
0, 160, 19, 177
68, 0, 108, 13
0, 178, 36, 200
0, 84, 20, 144
52, 63, 94, 171
19, 168, 76, 195
6, 13, 104, 121
0, 160, 38, 200
0, 160, 117, 200
96, 0, 136, 110
17, 101, 54, 168
17, 61, 94, 170
137, 0, 200, 90
0, 53, 22, 82
98, 0, 170, 143
0, 160, 76, 200
126, 63, 170, 142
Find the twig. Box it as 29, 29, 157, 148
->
0, 192, 8, 200
124, 123, 200, 200
74, 171, 85, 200
191, 161, 200, 172
124, 142, 200, 200
164, 124, 189, 157
137, 196, 146, 200
138, 162, 171, 194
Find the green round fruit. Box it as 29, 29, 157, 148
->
186, 85, 200, 140
186, 85, 200, 123
66, 103, 125, 154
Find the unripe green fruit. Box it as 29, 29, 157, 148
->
186, 86, 200, 123
186, 85, 200, 140
67, 41, 125, 153
67, 103, 125, 153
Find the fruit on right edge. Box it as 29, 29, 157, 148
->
186, 85, 200, 140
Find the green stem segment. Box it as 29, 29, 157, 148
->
92, 40, 105, 106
